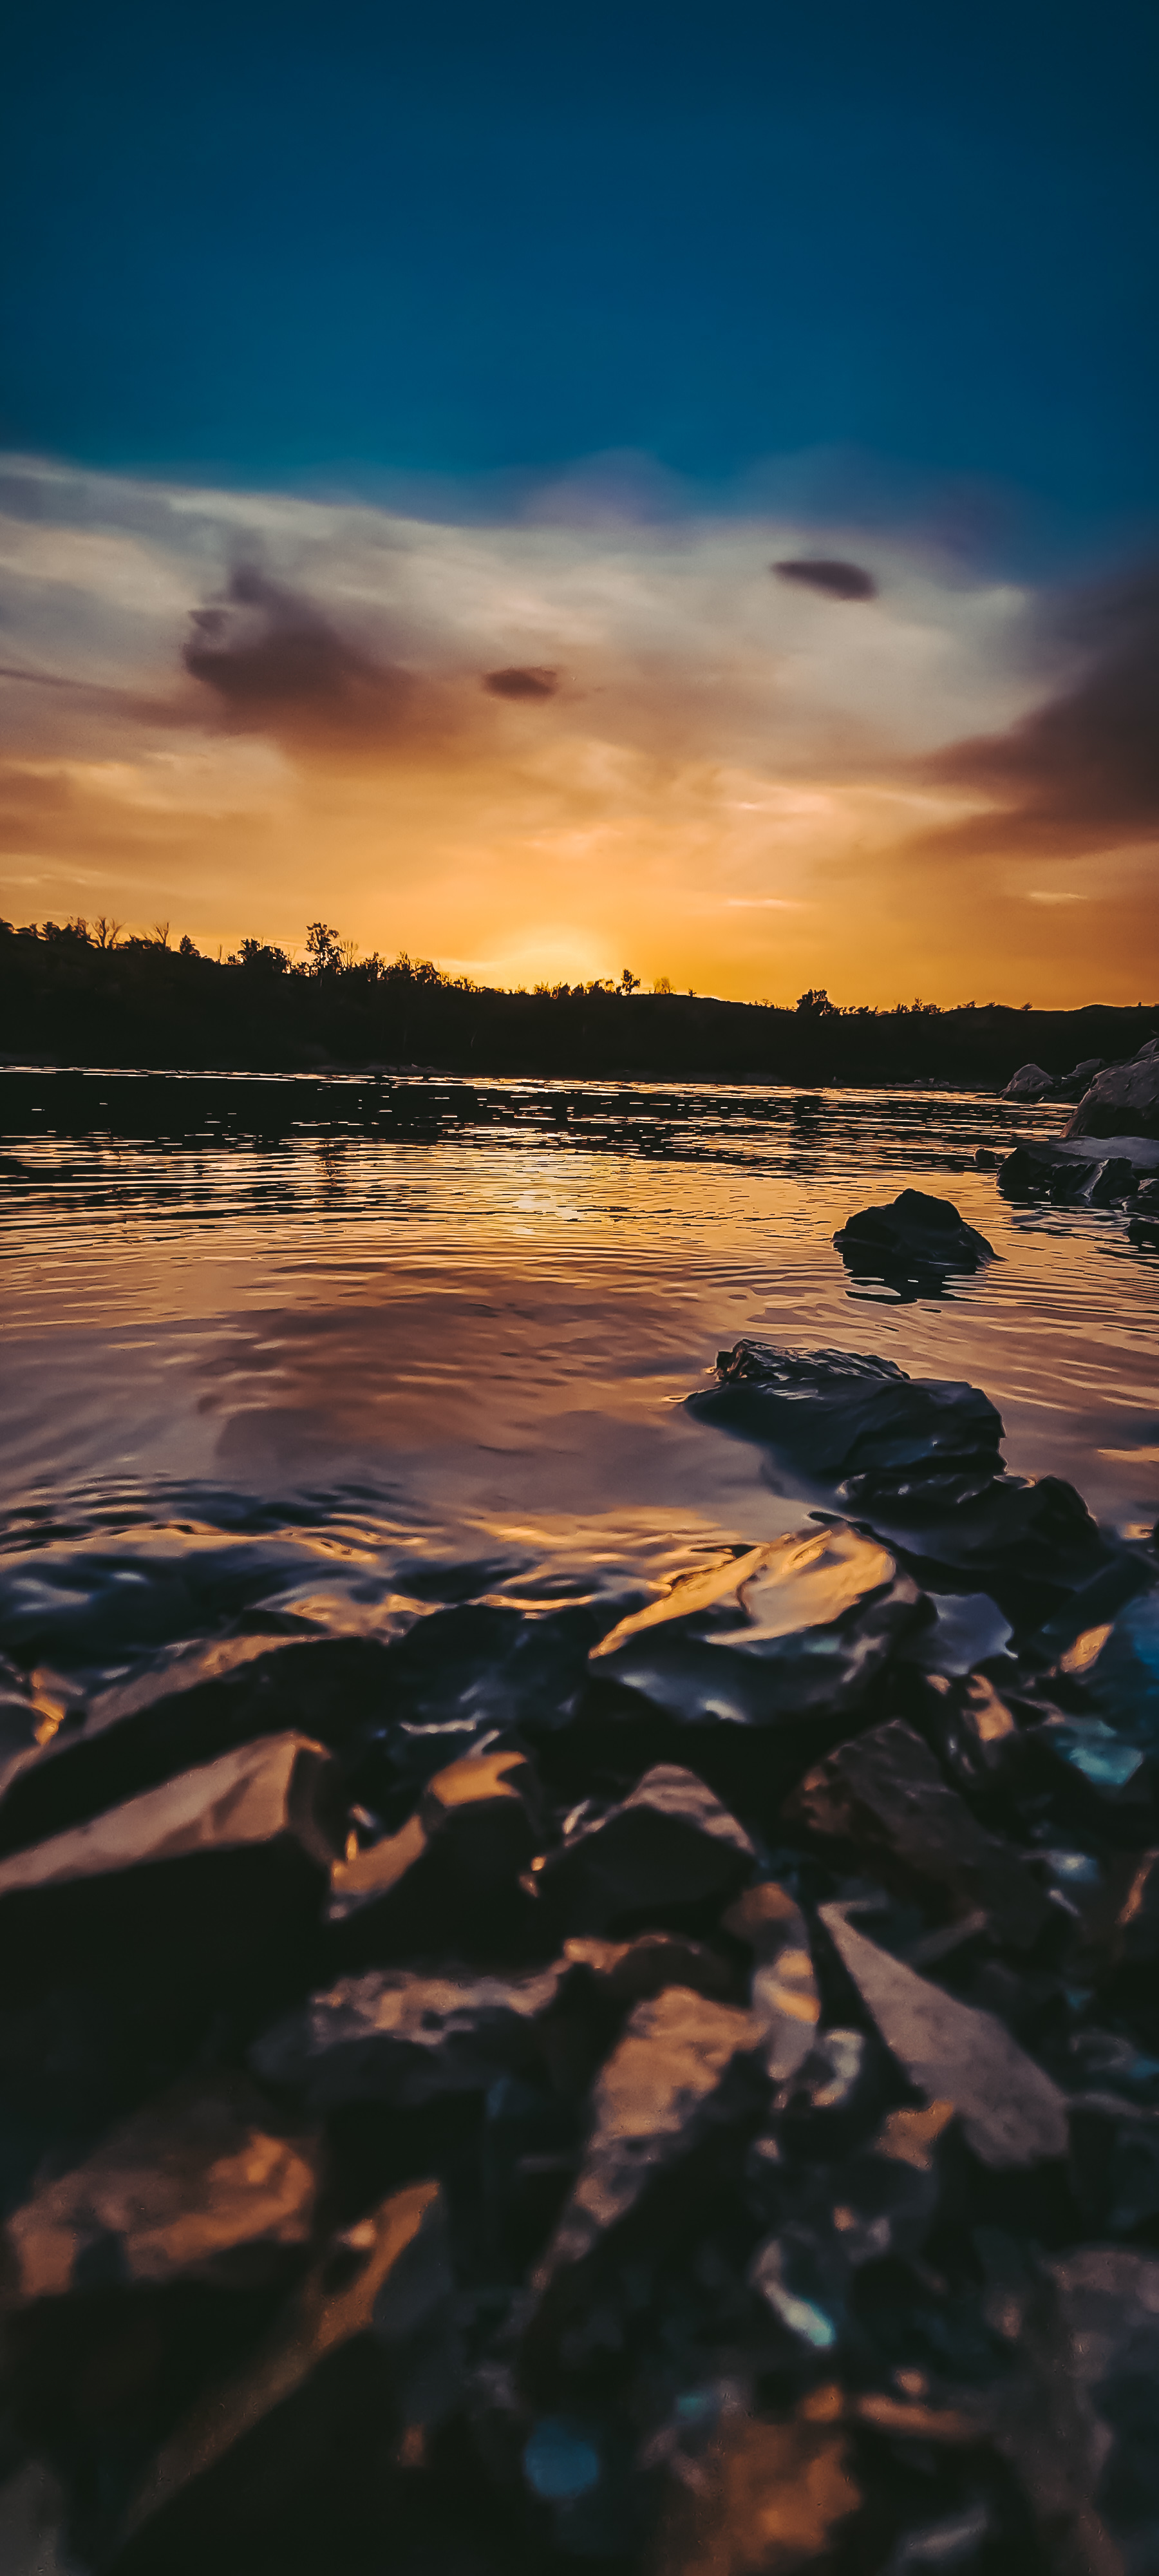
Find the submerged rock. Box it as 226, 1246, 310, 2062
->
525, 1764, 756, 1930
833, 1188, 996, 1280
589, 1526, 921, 1727
817, 1906, 1068, 2167
788, 1719, 1051, 1949
108, 2181, 459, 2573
1, 2073, 319, 2305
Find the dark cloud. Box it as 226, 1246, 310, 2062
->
921, 562, 1159, 857
773, 558, 877, 601
184, 567, 415, 734
482, 665, 560, 699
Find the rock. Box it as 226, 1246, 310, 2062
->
250, 1961, 565, 2108
833, 1189, 996, 1281
722, 1884, 820, 2082
690, 1344, 1004, 1490
588, 1526, 921, 1728
816, 1906, 1068, 2167
1069, 2092, 1159, 2232
0, 1734, 346, 1992
0, 2461, 74, 2576
1001, 1064, 1057, 1099
0, 1637, 399, 1862
0, 2073, 319, 2306
787, 1719, 1051, 1949
532, 1987, 755, 2291
1067, 1041, 1159, 1142
1048, 2246, 1159, 2575
108, 2181, 459, 2573
325, 1745, 545, 1952
560, 1931, 738, 2008
650, 2398, 861, 2576
998, 1142, 1136, 1205
900, 1589, 1013, 1674
1116, 1849, 1159, 1962
525, 1764, 755, 1931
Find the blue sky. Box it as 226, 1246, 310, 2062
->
3, 0, 1156, 546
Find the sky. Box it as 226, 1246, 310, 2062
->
1, 0, 1156, 1003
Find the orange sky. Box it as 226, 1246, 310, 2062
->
1, 456, 1156, 1005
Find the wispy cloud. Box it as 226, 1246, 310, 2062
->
0, 454, 1154, 1003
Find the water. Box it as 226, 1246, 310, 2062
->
1, 1072, 1156, 1706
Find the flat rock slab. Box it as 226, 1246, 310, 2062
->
817, 1905, 1068, 2168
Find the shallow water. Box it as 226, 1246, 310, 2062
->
2, 1073, 1156, 1703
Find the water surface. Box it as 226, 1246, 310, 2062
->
2, 1074, 1156, 1703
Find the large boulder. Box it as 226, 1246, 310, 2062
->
1067, 1037, 1159, 1141
833, 1188, 995, 1282
1001, 1062, 1056, 1099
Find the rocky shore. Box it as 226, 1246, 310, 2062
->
1, 1237, 1158, 2575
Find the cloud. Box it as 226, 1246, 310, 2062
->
482, 666, 560, 699
183, 565, 418, 739
919, 562, 1159, 859
773, 558, 878, 601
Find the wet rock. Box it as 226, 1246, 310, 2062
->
0, 1734, 346, 1992
1048, 2246, 1159, 2575
0, 1636, 400, 1862
833, 1189, 996, 1281
788, 1720, 1051, 1949
532, 1987, 755, 2293
1001, 1064, 1056, 1100
650, 2396, 861, 2576
561, 1931, 738, 2009
690, 1343, 1004, 1490
900, 1590, 1013, 1675
999, 1142, 1136, 1205
1, 2074, 319, 2307
816, 1906, 1068, 2167
722, 1884, 820, 2083
108, 2181, 459, 2573
326, 1745, 545, 1952
1066, 1039, 1159, 1141
251, 1961, 565, 2108
589, 1527, 922, 1728
922, 1671, 1022, 1795
525, 1764, 756, 1932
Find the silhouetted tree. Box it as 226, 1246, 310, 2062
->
305, 922, 342, 974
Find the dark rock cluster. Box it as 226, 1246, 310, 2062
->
2, 1347, 1159, 2575
1001, 1034, 1159, 1143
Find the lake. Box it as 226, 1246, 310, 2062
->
1, 1072, 1156, 1710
